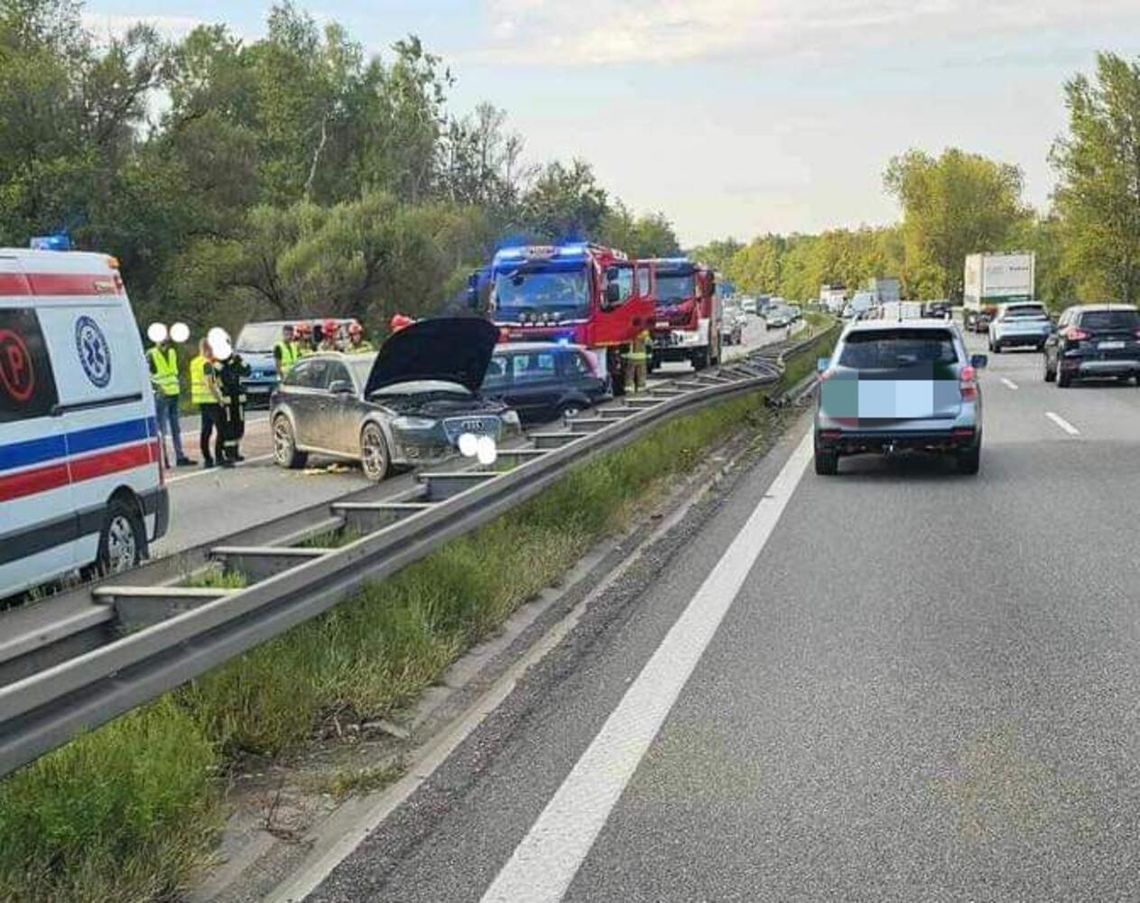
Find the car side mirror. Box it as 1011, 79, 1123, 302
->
817, 357, 831, 373
970, 354, 988, 370
328, 379, 354, 395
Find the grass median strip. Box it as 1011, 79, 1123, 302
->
0, 328, 836, 903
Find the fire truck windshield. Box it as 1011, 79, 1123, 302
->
655, 273, 696, 304
493, 265, 590, 320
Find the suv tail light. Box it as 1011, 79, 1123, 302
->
1065, 326, 1090, 342
960, 365, 978, 402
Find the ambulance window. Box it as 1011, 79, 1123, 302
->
0, 308, 58, 422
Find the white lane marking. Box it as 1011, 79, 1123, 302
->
1000, 377, 1019, 390
166, 452, 274, 484
1046, 411, 1081, 436
481, 431, 815, 903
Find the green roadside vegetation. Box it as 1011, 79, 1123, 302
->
0, 328, 836, 903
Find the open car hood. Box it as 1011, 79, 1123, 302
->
365, 317, 500, 396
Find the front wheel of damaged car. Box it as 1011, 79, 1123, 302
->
360, 422, 390, 482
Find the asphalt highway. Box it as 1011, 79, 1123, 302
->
154, 319, 784, 557
296, 336, 1140, 902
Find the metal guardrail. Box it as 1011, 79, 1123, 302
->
0, 327, 836, 778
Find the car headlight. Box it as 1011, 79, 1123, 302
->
501, 410, 521, 428
392, 415, 435, 430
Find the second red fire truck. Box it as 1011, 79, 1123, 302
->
646, 257, 722, 372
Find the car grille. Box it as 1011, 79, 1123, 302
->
442, 416, 501, 443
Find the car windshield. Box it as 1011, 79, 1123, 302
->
838, 329, 958, 369
655, 273, 696, 303
1080, 309, 1140, 330
493, 264, 589, 317
348, 356, 378, 384
235, 323, 284, 353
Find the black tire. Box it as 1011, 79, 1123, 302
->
992, 342, 1002, 354
692, 349, 710, 371
558, 402, 583, 420
272, 414, 308, 469
92, 496, 146, 577
957, 445, 981, 475
814, 449, 838, 476
360, 422, 390, 482
1057, 368, 1072, 388
1043, 356, 1056, 382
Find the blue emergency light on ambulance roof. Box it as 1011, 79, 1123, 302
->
30, 234, 71, 251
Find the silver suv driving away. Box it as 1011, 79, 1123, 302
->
814, 319, 987, 475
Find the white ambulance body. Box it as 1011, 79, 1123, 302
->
0, 249, 168, 600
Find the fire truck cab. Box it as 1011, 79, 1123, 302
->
647, 258, 722, 371
470, 242, 655, 395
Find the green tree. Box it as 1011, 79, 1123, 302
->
598, 203, 680, 257
520, 159, 609, 242
884, 147, 1029, 301
1051, 52, 1140, 303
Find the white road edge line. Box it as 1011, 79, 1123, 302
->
480, 430, 815, 903
263, 422, 792, 903
166, 452, 275, 484
1000, 377, 1019, 390
1046, 411, 1081, 436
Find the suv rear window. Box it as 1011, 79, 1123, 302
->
838, 329, 958, 369
1003, 305, 1047, 319
1078, 309, 1140, 331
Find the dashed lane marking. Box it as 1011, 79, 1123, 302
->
1046, 411, 1081, 436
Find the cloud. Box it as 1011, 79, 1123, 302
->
476, 0, 1140, 66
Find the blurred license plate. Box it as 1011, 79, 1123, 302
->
1100, 341, 1125, 350
656, 321, 669, 329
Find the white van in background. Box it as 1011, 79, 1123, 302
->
0, 249, 168, 600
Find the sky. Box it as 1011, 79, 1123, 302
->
81, 0, 1140, 247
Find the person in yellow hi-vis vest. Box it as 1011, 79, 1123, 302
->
146, 322, 194, 468
274, 323, 301, 380
189, 338, 223, 468
623, 328, 651, 394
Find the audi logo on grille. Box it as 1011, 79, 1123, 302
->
457, 418, 488, 432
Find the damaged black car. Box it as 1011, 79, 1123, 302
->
270, 318, 522, 481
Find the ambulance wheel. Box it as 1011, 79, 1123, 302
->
93, 496, 146, 577
273, 415, 307, 469
360, 422, 390, 482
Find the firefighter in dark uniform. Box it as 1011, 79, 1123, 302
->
210, 329, 251, 466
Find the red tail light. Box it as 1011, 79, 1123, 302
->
1066, 326, 1090, 342
960, 365, 978, 401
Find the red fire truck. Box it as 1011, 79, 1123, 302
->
646, 257, 722, 371
470, 242, 655, 394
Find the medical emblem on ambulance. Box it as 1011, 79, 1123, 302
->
75, 315, 111, 388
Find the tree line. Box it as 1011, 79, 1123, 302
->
695, 52, 1140, 311
0, 0, 680, 335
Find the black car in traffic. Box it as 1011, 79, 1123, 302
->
482, 342, 611, 424
1044, 304, 1140, 387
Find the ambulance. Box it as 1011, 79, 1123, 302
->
0, 249, 168, 599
